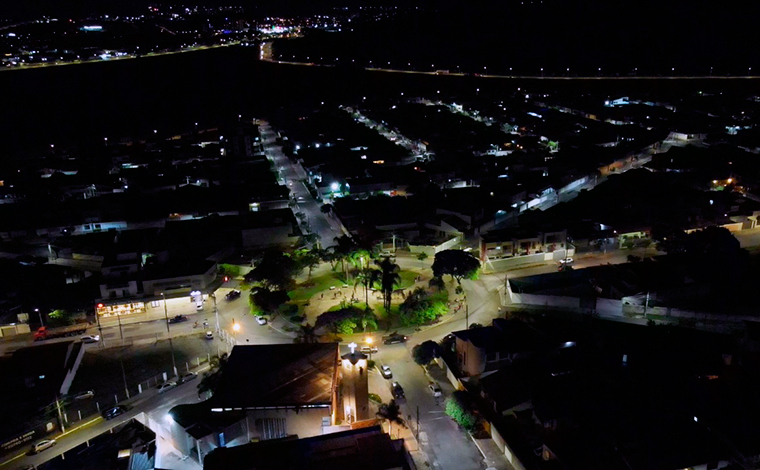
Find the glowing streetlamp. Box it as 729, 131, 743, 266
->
365, 336, 374, 360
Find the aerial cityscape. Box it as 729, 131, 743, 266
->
2, 1, 760, 470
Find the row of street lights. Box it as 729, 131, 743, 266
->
278, 54, 759, 76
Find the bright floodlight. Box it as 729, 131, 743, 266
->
331, 182, 340, 191
366, 336, 373, 344
233, 322, 241, 332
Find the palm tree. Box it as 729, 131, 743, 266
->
375, 257, 401, 313
377, 399, 406, 436
294, 323, 318, 343
197, 353, 228, 398
355, 267, 381, 309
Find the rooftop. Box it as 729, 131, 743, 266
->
209, 343, 339, 409
203, 425, 411, 470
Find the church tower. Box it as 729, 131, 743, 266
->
340, 342, 369, 423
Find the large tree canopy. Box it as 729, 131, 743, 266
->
432, 249, 481, 284
249, 287, 290, 314
244, 250, 299, 290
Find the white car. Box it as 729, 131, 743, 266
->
73, 390, 94, 400
559, 257, 574, 265
380, 365, 392, 379
256, 316, 268, 325
32, 439, 56, 454
205, 331, 214, 340
158, 382, 177, 394
428, 383, 442, 398
81, 335, 100, 343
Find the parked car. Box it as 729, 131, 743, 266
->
180, 372, 197, 383
73, 390, 94, 400
428, 383, 442, 398
102, 405, 127, 420
559, 257, 574, 265
391, 382, 405, 399
195, 303, 204, 311
380, 365, 393, 379
31, 439, 56, 454
360, 346, 378, 355
205, 331, 214, 340
80, 334, 100, 343
383, 333, 408, 345
225, 290, 241, 301
255, 316, 268, 325
158, 381, 177, 394
168, 315, 188, 324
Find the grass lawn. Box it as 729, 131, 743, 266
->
398, 270, 419, 289
289, 272, 344, 302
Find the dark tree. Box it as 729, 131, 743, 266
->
249, 287, 290, 314
197, 353, 228, 397
244, 250, 298, 290
432, 250, 481, 284
412, 340, 441, 365
375, 256, 401, 312
376, 399, 406, 434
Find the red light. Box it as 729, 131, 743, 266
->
97, 303, 104, 308
224, 276, 229, 282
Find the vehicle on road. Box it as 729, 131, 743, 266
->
31, 439, 56, 454
34, 324, 89, 341
428, 383, 442, 398
205, 331, 214, 339
168, 315, 188, 324
73, 390, 94, 400
158, 381, 177, 394
391, 382, 405, 399
225, 290, 241, 301
380, 365, 393, 379
180, 372, 197, 383
102, 405, 127, 420
360, 346, 378, 355
80, 334, 100, 343
255, 316, 268, 325
380, 250, 394, 257
196, 303, 204, 311
383, 332, 408, 345
559, 257, 574, 265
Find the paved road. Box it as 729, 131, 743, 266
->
258, 121, 343, 248
347, 343, 488, 470
1, 371, 205, 470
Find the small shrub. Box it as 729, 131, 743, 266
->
368, 393, 382, 404
367, 359, 376, 369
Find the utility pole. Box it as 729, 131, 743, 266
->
643, 291, 650, 318
55, 395, 66, 433
95, 310, 105, 348
120, 358, 129, 399
465, 304, 469, 329
162, 293, 178, 376
116, 312, 124, 343
212, 293, 220, 334
416, 406, 420, 441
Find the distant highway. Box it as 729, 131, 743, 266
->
259, 43, 760, 81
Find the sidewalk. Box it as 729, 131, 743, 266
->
470, 435, 515, 470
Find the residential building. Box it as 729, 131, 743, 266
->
452, 319, 543, 377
